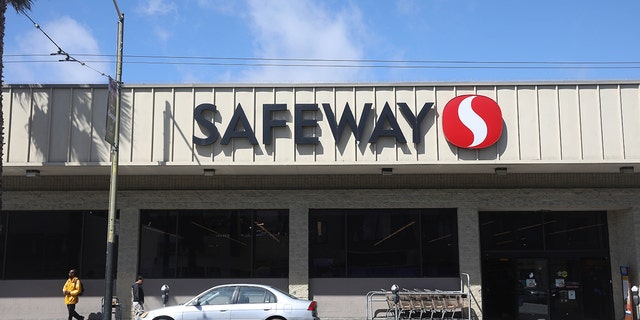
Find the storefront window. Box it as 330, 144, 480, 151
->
0, 210, 109, 279
309, 208, 459, 278
140, 209, 289, 278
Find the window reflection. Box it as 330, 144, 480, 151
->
140, 210, 289, 278
309, 208, 458, 278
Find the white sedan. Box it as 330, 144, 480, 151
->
140, 283, 320, 320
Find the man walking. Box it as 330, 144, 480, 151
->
132, 276, 145, 319
62, 269, 84, 320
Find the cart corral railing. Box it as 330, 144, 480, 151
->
366, 273, 472, 320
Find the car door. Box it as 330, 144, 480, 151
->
230, 286, 277, 320
182, 286, 236, 320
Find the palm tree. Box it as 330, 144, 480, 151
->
1, 0, 34, 212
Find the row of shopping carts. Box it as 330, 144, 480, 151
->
366, 274, 471, 320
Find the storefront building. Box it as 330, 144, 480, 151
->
1, 82, 640, 320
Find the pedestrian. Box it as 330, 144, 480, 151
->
132, 275, 145, 318
62, 269, 84, 320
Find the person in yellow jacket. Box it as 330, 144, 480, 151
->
62, 269, 84, 320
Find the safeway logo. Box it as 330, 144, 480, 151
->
442, 95, 503, 149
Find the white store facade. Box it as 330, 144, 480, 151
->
1, 82, 640, 320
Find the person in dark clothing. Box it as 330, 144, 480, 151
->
132, 276, 145, 318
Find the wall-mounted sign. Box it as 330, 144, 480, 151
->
442, 95, 503, 149
192, 95, 504, 150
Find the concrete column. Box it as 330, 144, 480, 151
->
457, 207, 482, 320
115, 207, 141, 320
288, 205, 309, 299
608, 207, 640, 320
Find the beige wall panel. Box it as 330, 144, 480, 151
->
294, 88, 318, 164
415, 86, 437, 162
620, 85, 640, 159
395, 87, 417, 162
29, 89, 50, 163
496, 86, 519, 161
89, 88, 110, 163
476, 86, 500, 161
435, 87, 457, 162
315, 87, 337, 162
334, 87, 357, 163
193, 88, 215, 163
214, 88, 237, 164
578, 86, 604, 160
599, 85, 625, 160
131, 89, 154, 162
118, 88, 134, 163
49, 89, 73, 163
173, 88, 196, 163
558, 86, 582, 160
355, 87, 376, 162
254, 87, 276, 164
517, 86, 541, 161
69, 89, 93, 163
152, 88, 174, 163
537, 86, 562, 161
273, 88, 295, 163
374, 87, 398, 162
232, 88, 257, 162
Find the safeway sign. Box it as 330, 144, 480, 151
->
193, 95, 503, 150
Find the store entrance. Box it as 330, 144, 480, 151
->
482, 256, 612, 320
480, 210, 614, 320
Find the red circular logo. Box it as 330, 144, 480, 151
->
442, 95, 503, 149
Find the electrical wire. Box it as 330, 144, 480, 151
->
22, 13, 111, 79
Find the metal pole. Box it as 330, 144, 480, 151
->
104, 2, 123, 319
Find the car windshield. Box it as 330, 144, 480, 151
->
189, 286, 236, 306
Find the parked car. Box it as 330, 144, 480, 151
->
140, 283, 320, 320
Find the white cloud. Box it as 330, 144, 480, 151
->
138, 0, 177, 16
5, 16, 109, 84
241, 0, 368, 83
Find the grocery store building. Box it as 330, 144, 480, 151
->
1, 82, 640, 320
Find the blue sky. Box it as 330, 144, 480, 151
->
4, 0, 640, 85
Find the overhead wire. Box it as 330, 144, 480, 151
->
21, 13, 111, 79
5, 52, 640, 70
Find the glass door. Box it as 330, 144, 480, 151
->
516, 259, 549, 320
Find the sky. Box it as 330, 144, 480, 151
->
3, 0, 640, 85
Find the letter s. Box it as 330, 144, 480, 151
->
193, 103, 219, 146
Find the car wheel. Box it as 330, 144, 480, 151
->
267, 316, 286, 320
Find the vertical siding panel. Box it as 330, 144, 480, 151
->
415, 86, 437, 162
537, 86, 561, 160
396, 86, 418, 162
152, 88, 173, 163
558, 86, 582, 160
254, 87, 274, 164
90, 88, 110, 163
30, 89, 51, 163
273, 87, 294, 164
49, 88, 72, 162
315, 87, 336, 163
173, 88, 195, 163
294, 88, 317, 164
334, 87, 357, 163
2, 89, 11, 163
213, 88, 235, 164
131, 89, 154, 162
620, 84, 640, 159
355, 87, 376, 163
496, 86, 519, 161
579, 85, 603, 160
517, 86, 541, 160
435, 87, 457, 162
70, 89, 93, 162
193, 87, 215, 164
599, 85, 625, 160
374, 86, 397, 162
119, 88, 134, 163
232, 87, 257, 163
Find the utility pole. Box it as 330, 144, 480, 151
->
104, 1, 123, 319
